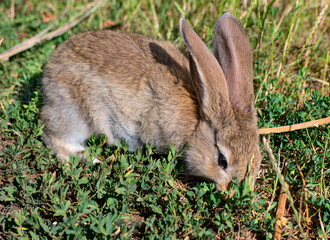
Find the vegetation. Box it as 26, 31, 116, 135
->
0, 0, 329, 239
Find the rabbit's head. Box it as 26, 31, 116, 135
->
180, 13, 261, 191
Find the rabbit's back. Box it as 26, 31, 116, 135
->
41, 30, 198, 155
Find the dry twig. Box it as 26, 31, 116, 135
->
273, 165, 289, 240
297, 163, 310, 236
263, 137, 306, 240
0, 25, 54, 61
259, 117, 330, 135
0, 0, 102, 61
285, 133, 311, 235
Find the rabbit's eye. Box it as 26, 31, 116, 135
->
218, 152, 227, 169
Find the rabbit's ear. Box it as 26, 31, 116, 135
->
213, 13, 254, 114
180, 18, 230, 118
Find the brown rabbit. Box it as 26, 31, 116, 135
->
41, 13, 262, 191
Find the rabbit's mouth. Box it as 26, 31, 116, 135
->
216, 182, 230, 191
217, 183, 236, 200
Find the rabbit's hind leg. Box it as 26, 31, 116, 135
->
41, 99, 92, 163
42, 124, 91, 163
43, 131, 89, 162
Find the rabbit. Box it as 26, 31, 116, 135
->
41, 13, 262, 191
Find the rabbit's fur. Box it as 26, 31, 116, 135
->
41, 13, 262, 190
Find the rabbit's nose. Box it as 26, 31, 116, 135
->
216, 183, 230, 191
216, 183, 236, 200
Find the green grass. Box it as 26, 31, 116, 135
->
0, 0, 329, 239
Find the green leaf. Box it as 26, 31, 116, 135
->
115, 187, 126, 195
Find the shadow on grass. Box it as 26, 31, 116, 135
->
19, 72, 43, 105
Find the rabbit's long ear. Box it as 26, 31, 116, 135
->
180, 18, 230, 118
213, 13, 254, 114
